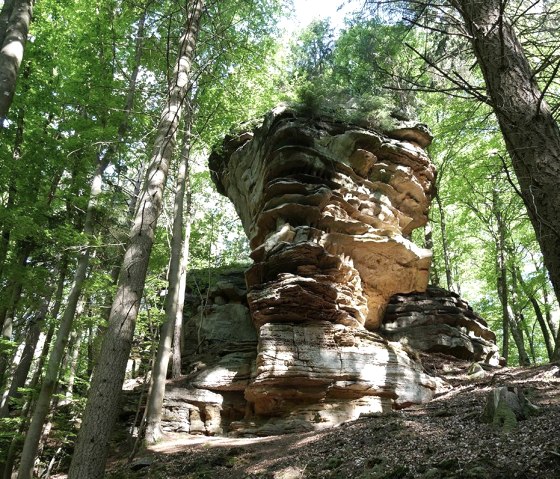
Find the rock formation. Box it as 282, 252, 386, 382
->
210, 105, 436, 330
148, 106, 499, 436
205, 105, 443, 431
382, 286, 499, 365
155, 271, 497, 436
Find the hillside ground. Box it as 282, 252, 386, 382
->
67, 356, 560, 479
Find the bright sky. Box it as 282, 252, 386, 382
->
282, 0, 362, 34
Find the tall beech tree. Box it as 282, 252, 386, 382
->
68, 2, 204, 476
451, 0, 560, 354
144, 109, 194, 444
0, 0, 33, 120
367, 0, 560, 327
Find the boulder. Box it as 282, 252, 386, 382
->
162, 385, 223, 435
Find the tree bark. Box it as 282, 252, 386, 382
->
172, 199, 192, 378
68, 2, 203, 476
0, 295, 50, 417
144, 107, 194, 443
435, 193, 453, 292
515, 268, 553, 360
509, 310, 531, 366
0, 0, 33, 120
494, 198, 509, 364
0, 0, 16, 47
17, 159, 108, 479
453, 0, 560, 307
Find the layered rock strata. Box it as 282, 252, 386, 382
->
154, 270, 497, 436
382, 286, 500, 365
207, 106, 442, 428
210, 105, 437, 330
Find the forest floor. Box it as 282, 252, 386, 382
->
98, 356, 560, 479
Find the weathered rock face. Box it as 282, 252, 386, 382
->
210, 105, 436, 330
156, 270, 498, 436
381, 286, 500, 365
202, 106, 444, 432
245, 321, 442, 416
153, 107, 499, 437
160, 270, 257, 434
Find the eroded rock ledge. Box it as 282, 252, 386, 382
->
382, 286, 499, 365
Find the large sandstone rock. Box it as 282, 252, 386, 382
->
245, 322, 442, 416
381, 286, 499, 364
205, 106, 440, 431
154, 107, 499, 437
210, 105, 436, 330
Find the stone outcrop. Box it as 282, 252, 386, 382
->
203, 105, 444, 431
156, 270, 498, 436
381, 286, 499, 365
153, 106, 499, 436
245, 322, 441, 417
210, 105, 436, 330
160, 270, 256, 434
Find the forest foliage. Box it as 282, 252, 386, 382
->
0, 0, 559, 477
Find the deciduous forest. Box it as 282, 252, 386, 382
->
0, 0, 559, 478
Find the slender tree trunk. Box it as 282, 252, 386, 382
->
61, 328, 83, 406
144, 108, 194, 443
435, 193, 453, 291
424, 221, 440, 286
0, 242, 30, 391
0, 259, 66, 478
541, 280, 557, 338
17, 161, 108, 479
509, 310, 531, 366
508, 272, 531, 366
171, 205, 192, 378
495, 205, 509, 364
454, 0, 560, 306
68, 3, 203, 476
515, 269, 553, 360
16, 11, 148, 474
0, 295, 50, 417
0, 0, 33, 120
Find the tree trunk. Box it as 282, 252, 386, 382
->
17, 159, 108, 479
0, 0, 33, 120
515, 269, 553, 360
542, 280, 557, 339
424, 221, 440, 286
435, 193, 453, 291
68, 2, 203, 476
172, 201, 192, 378
454, 0, 560, 307
16, 9, 148, 473
0, 295, 50, 417
509, 309, 531, 366
144, 108, 194, 443
0, 0, 16, 47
